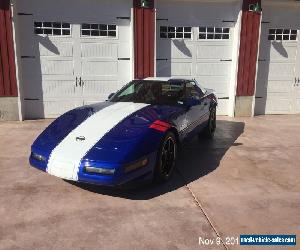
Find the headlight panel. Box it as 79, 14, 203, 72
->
124, 158, 148, 173
84, 166, 115, 175
31, 152, 46, 162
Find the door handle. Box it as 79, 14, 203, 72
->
75, 77, 78, 87
79, 77, 82, 87
294, 77, 300, 86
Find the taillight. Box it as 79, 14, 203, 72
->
149, 120, 171, 132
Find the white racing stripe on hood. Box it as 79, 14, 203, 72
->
47, 102, 149, 181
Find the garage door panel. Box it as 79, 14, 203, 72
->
196, 63, 230, 76
266, 80, 292, 93
196, 45, 232, 60
156, 1, 239, 24
295, 98, 300, 113
43, 100, 83, 118
42, 80, 78, 98
83, 80, 119, 96
81, 43, 118, 59
171, 42, 193, 59
268, 43, 297, 62
156, 61, 170, 76
21, 59, 41, 77
268, 63, 295, 79
22, 79, 43, 99
41, 59, 74, 75
116, 42, 131, 58
196, 77, 229, 96
82, 80, 121, 103
216, 99, 228, 115
18, 18, 35, 55
255, 4, 300, 115
81, 61, 118, 76
265, 95, 291, 114
39, 42, 74, 57
170, 62, 192, 76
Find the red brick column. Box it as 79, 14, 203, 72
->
0, 0, 17, 97
236, 0, 261, 96
133, 0, 155, 79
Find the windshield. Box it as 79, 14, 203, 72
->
110, 80, 186, 105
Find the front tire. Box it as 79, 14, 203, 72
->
154, 132, 177, 183
202, 107, 216, 139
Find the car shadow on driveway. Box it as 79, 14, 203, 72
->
68, 120, 245, 200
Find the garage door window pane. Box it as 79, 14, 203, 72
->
108, 31, 116, 37
82, 30, 90, 36
100, 31, 108, 36
35, 28, 43, 35
160, 26, 167, 32
184, 33, 192, 39
199, 33, 206, 39
44, 29, 52, 35
53, 29, 61, 35
82, 23, 90, 29
91, 24, 99, 29
207, 27, 214, 33
176, 33, 183, 38
160, 26, 192, 39
81, 23, 117, 37
184, 27, 191, 33
160, 32, 167, 38
168, 33, 175, 38
199, 27, 230, 40
291, 30, 297, 35
268, 35, 275, 40
268, 28, 297, 41
34, 22, 71, 36
53, 22, 61, 28
91, 30, 100, 36
62, 23, 70, 28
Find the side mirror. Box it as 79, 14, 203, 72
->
108, 93, 115, 100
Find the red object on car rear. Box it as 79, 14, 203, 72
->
149, 120, 171, 132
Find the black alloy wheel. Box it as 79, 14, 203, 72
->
201, 107, 217, 139
154, 132, 177, 182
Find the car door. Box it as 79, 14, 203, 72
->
184, 81, 209, 139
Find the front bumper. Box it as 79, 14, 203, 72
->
29, 151, 157, 186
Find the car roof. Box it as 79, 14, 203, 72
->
143, 77, 193, 83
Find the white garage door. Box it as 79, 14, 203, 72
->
156, 1, 239, 115
255, 4, 300, 115
18, 0, 132, 119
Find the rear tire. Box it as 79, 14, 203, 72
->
201, 107, 216, 139
154, 132, 177, 183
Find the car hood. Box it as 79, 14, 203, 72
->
32, 101, 185, 164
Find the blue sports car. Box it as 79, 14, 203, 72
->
30, 78, 217, 186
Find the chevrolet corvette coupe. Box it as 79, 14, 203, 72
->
30, 78, 217, 186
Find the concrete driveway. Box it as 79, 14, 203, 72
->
0, 115, 299, 249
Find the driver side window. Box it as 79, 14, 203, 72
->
186, 82, 204, 100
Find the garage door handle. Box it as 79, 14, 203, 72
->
118, 58, 130, 61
